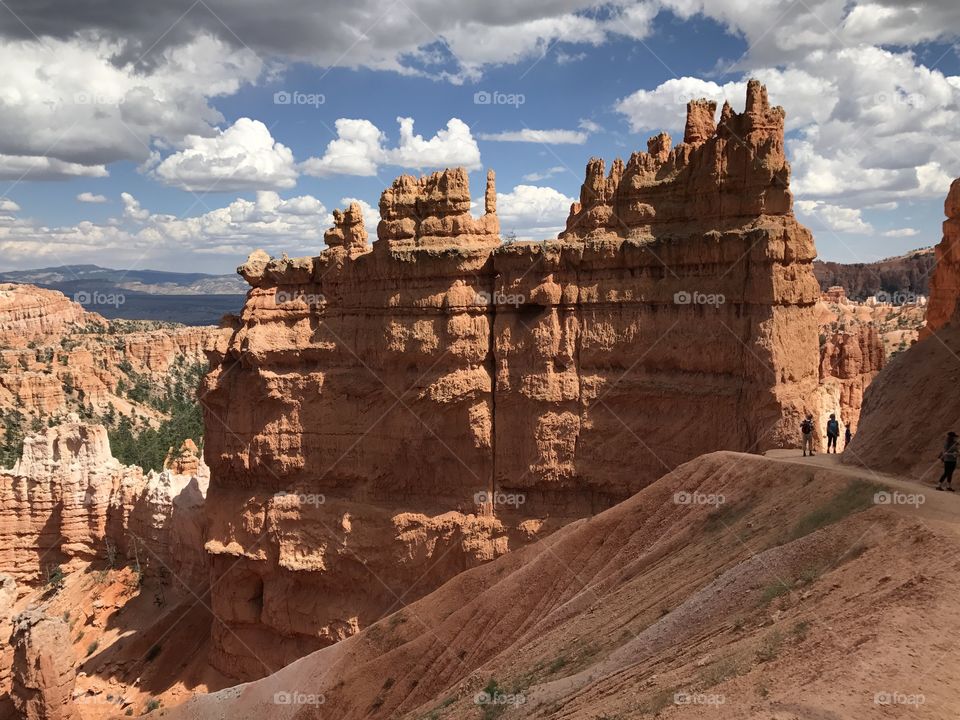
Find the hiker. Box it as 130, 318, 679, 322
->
801, 414, 815, 457
844, 424, 853, 449
936, 431, 959, 492
826, 414, 840, 454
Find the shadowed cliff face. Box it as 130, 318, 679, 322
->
200, 81, 823, 680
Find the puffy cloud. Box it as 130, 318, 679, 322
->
302, 117, 481, 177
0, 198, 20, 212
77, 192, 108, 203
150, 118, 298, 192
490, 184, 576, 239
121, 193, 149, 222
795, 200, 874, 234
0, 34, 262, 179
300, 120, 385, 177
0, 191, 332, 268
478, 129, 587, 144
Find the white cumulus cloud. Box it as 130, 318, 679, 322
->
150, 118, 298, 192
302, 117, 481, 178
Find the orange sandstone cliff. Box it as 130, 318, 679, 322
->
200, 80, 822, 679
921, 177, 960, 339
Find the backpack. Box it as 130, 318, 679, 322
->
801, 419, 813, 434
827, 419, 839, 436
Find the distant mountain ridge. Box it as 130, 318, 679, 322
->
0, 264, 246, 325
813, 247, 935, 300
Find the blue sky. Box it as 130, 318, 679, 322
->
0, 0, 958, 273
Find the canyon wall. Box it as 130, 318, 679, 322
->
921, 177, 960, 339
818, 324, 885, 432
201, 80, 823, 679
0, 422, 209, 587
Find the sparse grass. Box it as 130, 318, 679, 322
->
547, 655, 568, 674
86, 640, 99, 656
758, 580, 791, 607
789, 480, 879, 540
732, 616, 746, 632
755, 631, 784, 663
637, 687, 677, 715
792, 620, 811, 641
143, 698, 160, 714
698, 658, 741, 688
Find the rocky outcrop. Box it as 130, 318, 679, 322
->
0, 284, 217, 430
323, 201, 370, 255
0, 422, 208, 587
921, 178, 960, 339
0, 285, 88, 345
205, 80, 822, 679
376, 167, 500, 249
818, 324, 885, 431
10, 609, 79, 720
0, 574, 16, 705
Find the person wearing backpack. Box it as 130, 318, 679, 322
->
936, 431, 959, 492
801, 414, 815, 457
826, 414, 840, 454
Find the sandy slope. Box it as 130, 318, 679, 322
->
151, 450, 960, 720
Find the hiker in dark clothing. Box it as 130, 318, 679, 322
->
826, 414, 840, 454
844, 424, 853, 449
801, 414, 815, 457
936, 431, 958, 492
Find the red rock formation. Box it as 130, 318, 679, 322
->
10, 609, 79, 720
377, 167, 499, 249
203, 80, 822, 679
0, 421, 208, 587
0, 284, 217, 429
920, 177, 960, 339
323, 201, 370, 255
822, 285, 848, 304
818, 324, 885, 431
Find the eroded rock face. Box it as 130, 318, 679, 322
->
818, 325, 885, 430
921, 177, 960, 339
11, 609, 79, 720
323, 202, 370, 255
377, 167, 500, 249
0, 422, 208, 587
201, 80, 822, 679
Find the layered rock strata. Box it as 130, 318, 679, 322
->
202, 80, 822, 679
818, 324, 885, 431
0, 422, 209, 587
10, 609, 78, 720
920, 177, 960, 339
